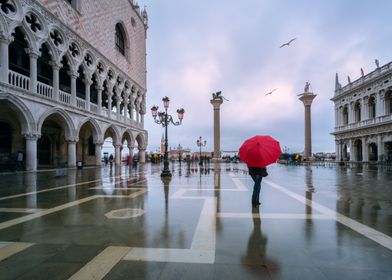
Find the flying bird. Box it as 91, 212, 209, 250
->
279, 38, 296, 48
265, 88, 278, 96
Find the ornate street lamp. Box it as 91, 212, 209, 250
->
196, 136, 206, 166
151, 96, 185, 177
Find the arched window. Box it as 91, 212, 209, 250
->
115, 23, 126, 56
65, 0, 80, 11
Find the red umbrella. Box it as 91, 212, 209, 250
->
239, 136, 282, 168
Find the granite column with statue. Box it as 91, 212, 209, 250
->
210, 93, 224, 162
298, 82, 316, 160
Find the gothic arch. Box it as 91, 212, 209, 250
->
39, 38, 60, 64
135, 132, 146, 149
76, 117, 102, 143
121, 129, 135, 146
0, 93, 35, 134
59, 52, 78, 72
37, 107, 75, 140
102, 124, 120, 145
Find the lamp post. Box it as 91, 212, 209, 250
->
196, 136, 206, 166
151, 96, 185, 177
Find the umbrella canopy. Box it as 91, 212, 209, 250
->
239, 136, 282, 168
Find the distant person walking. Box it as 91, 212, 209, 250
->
132, 154, 138, 172
248, 166, 268, 207
109, 154, 114, 168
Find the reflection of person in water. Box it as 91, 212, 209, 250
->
241, 207, 268, 264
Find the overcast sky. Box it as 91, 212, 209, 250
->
141, 0, 392, 154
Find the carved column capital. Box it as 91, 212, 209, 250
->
23, 132, 40, 140
68, 70, 79, 79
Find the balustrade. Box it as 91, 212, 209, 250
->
8, 70, 30, 90
90, 103, 98, 113
37, 81, 53, 99
59, 90, 71, 104
4, 62, 141, 128
76, 97, 86, 110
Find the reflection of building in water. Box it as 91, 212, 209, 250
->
331, 63, 392, 163
0, 0, 148, 171
335, 169, 384, 242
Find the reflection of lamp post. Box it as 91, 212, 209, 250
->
196, 136, 206, 166
177, 144, 183, 166
151, 97, 185, 177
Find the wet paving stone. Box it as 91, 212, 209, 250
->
0, 163, 391, 279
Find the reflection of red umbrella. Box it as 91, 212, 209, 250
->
239, 136, 282, 167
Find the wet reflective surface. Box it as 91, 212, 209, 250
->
0, 163, 391, 279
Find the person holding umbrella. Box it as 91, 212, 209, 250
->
239, 136, 282, 207
248, 165, 268, 207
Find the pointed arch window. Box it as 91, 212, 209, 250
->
115, 23, 126, 56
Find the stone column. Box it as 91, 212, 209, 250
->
24, 133, 39, 171
298, 88, 317, 159
128, 145, 134, 161
95, 142, 103, 166
0, 38, 10, 83
334, 107, 339, 127
50, 62, 61, 101
379, 91, 386, 117
348, 102, 354, 124
362, 137, 368, 162
96, 85, 103, 115
69, 70, 79, 106
107, 92, 113, 118
377, 134, 384, 162
116, 92, 122, 120
139, 147, 146, 163
210, 97, 224, 161
363, 98, 369, 120
84, 76, 92, 111
27, 49, 40, 93
123, 93, 129, 120
130, 102, 134, 121
349, 139, 354, 162
67, 140, 77, 167
115, 144, 121, 166
335, 141, 340, 162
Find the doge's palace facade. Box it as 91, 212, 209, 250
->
0, 0, 148, 171
331, 61, 392, 163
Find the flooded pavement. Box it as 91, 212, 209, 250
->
0, 163, 391, 279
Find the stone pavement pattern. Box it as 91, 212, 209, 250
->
0, 163, 391, 279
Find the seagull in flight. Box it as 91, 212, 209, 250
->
279, 38, 296, 48
265, 88, 278, 96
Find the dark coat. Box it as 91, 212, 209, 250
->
248, 166, 268, 177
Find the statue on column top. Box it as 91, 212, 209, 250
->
304, 82, 310, 93
212, 91, 229, 101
